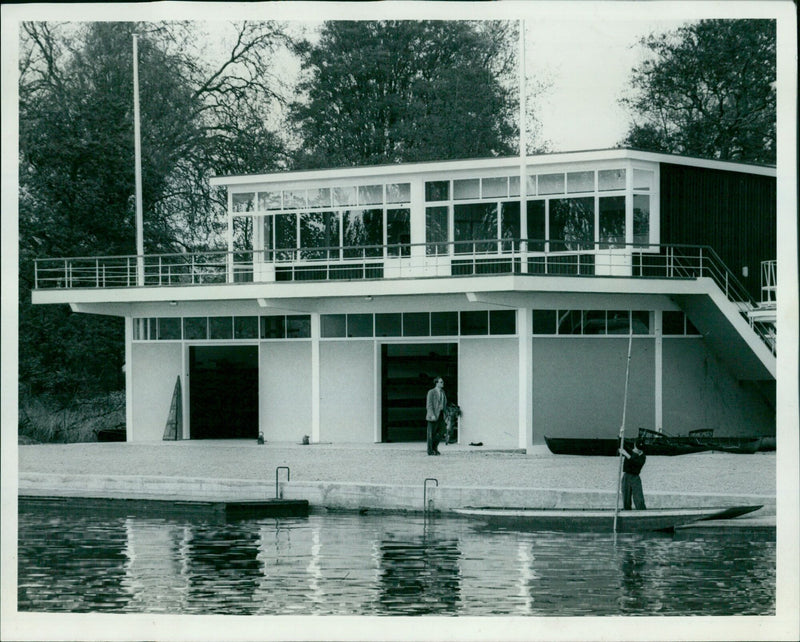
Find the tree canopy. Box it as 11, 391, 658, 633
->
289, 20, 521, 169
18, 20, 289, 400
620, 19, 776, 165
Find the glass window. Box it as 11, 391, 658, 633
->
490, 310, 516, 335
284, 190, 307, 210
300, 212, 339, 260
482, 177, 508, 198
633, 169, 653, 191
549, 197, 594, 251
275, 213, 297, 260
232, 193, 255, 212
387, 209, 410, 257
460, 311, 488, 335
158, 317, 181, 340
258, 191, 282, 211
509, 175, 521, 197
662, 311, 685, 335
632, 311, 650, 334
454, 203, 497, 254
425, 181, 449, 202
500, 202, 520, 252
527, 200, 546, 251
633, 195, 650, 246
343, 209, 383, 258
531, 310, 555, 334
583, 310, 606, 335
685, 316, 699, 335
261, 316, 285, 339
347, 314, 373, 338
607, 311, 630, 334
286, 315, 311, 338
558, 310, 582, 335
234, 316, 258, 339
386, 183, 411, 204
375, 313, 401, 337
403, 312, 429, 337
183, 317, 207, 340
426, 206, 449, 256
307, 188, 331, 209
321, 314, 346, 338
453, 179, 480, 200
538, 173, 564, 195
567, 171, 594, 193
208, 317, 233, 340
431, 311, 458, 336
333, 186, 357, 207
598, 169, 625, 191
232, 216, 253, 252
599, 196, 626, 249
358, 184, 383, 206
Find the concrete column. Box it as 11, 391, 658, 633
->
518, 307, 533, 451
125, 317, 134, 441
311, 313, 321, 443
654, 310, 663, 433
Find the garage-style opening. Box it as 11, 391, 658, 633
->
189, 345, 258, 439
381, 343, 458, 442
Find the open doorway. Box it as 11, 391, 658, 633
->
381, 343, 458, 442
189, 345, 258, 439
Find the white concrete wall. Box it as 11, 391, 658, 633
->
531, 337, 655, 444
320, 340, 375, 442
458, 338, 519, 448
663, 338, 774, 435
260, 342, 312, 441
131, 343, 182, 441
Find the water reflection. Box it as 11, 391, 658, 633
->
17, 507, 775, 616
377, 520, 461, 615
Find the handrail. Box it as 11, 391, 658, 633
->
32, 239, 774, 355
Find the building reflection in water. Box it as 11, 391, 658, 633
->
376, 519, 462, 615
17, 508, 775, 616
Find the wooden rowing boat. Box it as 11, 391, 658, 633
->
453, 505, 762, 533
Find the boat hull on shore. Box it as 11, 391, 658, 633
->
454, 506, 761, 532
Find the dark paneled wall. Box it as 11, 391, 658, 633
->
659, 163, 776, 301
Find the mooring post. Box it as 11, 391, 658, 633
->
423, 478, 439, 513
276, 466, 290, 499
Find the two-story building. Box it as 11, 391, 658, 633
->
32, 148, 777, 450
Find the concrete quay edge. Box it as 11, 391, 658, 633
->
19, 472, 776, 519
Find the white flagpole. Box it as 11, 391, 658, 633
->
133, 34, 144, 286
519, 19, 528, 272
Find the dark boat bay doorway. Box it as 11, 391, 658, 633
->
381, 343, 458, 442
189, 345, 258, 439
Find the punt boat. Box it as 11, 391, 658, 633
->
452, 505, 763, 532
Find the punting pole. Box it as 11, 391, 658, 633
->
613, 332, 634, 533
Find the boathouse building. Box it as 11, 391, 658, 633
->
32, 149, 777, 450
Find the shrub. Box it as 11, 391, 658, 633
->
18, 392, 125, 443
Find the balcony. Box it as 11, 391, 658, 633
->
32, 239, 774, 356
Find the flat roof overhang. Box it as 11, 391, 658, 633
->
209, 148, 775, 188
33, 275, 775, 381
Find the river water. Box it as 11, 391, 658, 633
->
17, 506, 774, 616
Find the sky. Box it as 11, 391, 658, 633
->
525, 19, 687, 151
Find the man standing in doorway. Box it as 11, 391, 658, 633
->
426, 376, 447, 456
619, 439, 647, 509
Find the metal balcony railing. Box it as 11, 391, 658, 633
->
33, 239, 774, 355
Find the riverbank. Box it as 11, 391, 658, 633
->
17, 441, 776, 524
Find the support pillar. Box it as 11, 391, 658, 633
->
125, 317, 134, 441
518, 307, 534, 451
311, 313, 321, 443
